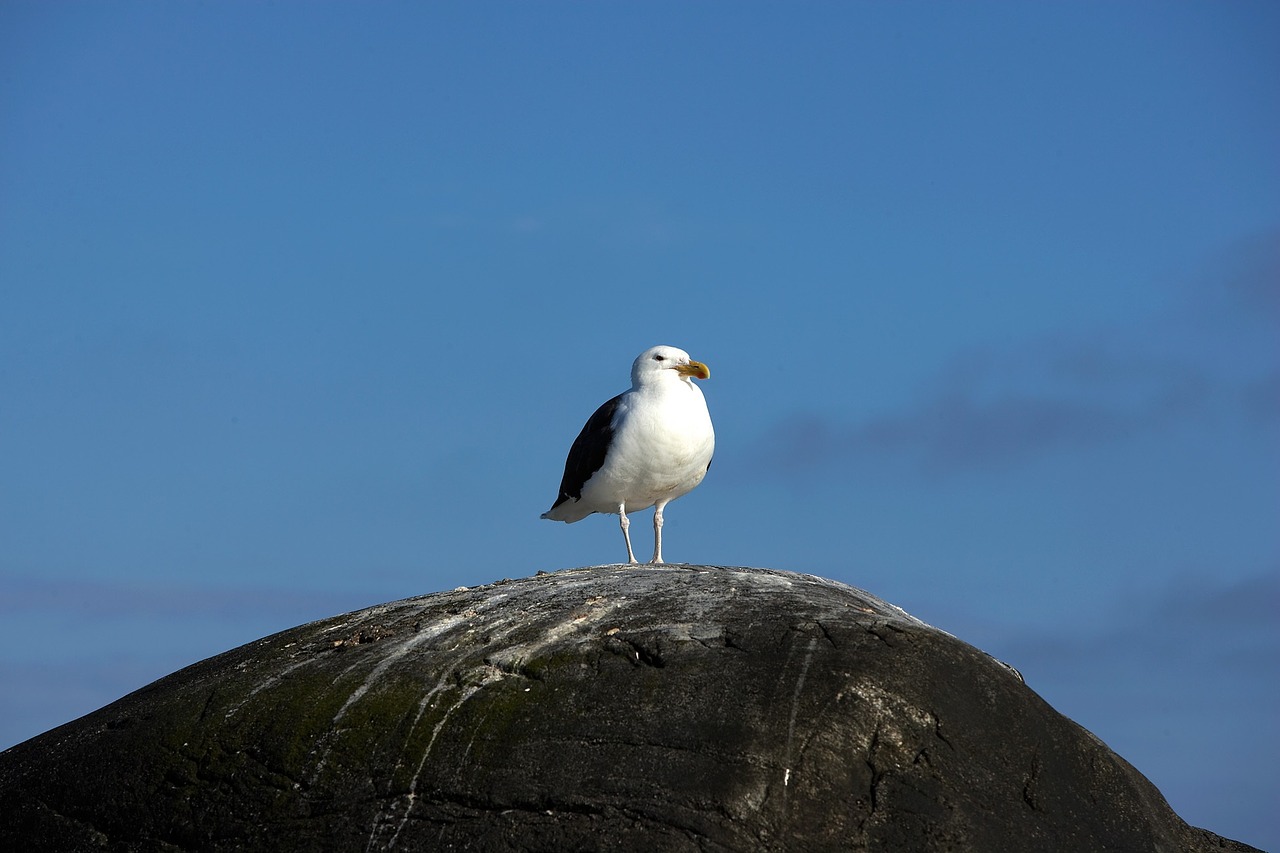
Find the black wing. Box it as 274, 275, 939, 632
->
547, 394, 623, 511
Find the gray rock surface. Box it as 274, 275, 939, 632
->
0, 565, 1262, 851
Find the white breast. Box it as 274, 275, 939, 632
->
580, 380, 714, 513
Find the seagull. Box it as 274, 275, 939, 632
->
541, 345, 715, 565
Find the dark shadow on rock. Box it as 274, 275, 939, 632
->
0, 566, 1263, 851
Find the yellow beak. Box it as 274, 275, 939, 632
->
675, 360, 711, 380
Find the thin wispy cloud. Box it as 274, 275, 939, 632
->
1243, 372, 1280, 423
752, 233, 1276, 479
0, 576, 361, 622
1002, 569, 1280, 665
424, 200, 696, 246
754, 345, 1215, 477
1217, 228, 1280, 322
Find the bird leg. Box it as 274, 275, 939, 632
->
618, 503, 638, 564
650, 500, 667, 564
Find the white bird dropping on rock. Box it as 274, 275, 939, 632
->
541, 345, 715, 565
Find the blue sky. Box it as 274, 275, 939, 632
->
2, 2, 1277, 847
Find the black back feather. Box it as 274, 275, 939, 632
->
547, 394, 623, 510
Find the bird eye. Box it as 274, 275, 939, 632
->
653, 354, 665, 361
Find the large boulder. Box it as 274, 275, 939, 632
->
0, 566, 1261, 851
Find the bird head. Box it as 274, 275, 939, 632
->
631, 345, 711, 387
